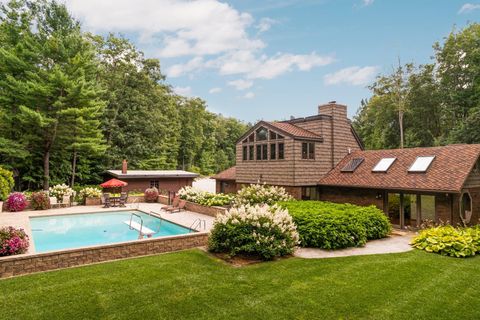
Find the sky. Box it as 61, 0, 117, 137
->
60, 1, 480, 122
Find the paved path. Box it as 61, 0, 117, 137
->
294, 233, 415, 259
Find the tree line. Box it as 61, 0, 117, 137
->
0, 0, 249, 190
353, 23, 480, 150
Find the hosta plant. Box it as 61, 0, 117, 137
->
0, 226, 29, 256
6, 192, 28, 212
234, 184, 293, 206
411, 226, 479, 258
208, 204, 299, 260
49, 184, 75, 201
30, 191, 50, 210
144, 187, 159, 202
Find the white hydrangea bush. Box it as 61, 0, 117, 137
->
177, 186, 233, 207
233, 184, 293, 207
48, 184, 76, 201
208, 204, 300, 260
178, 186, 205, 202
78, 187, 102, 199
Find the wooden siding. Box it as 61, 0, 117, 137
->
464, 163, 480, 188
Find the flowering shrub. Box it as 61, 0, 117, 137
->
144, 187, 159, 202
30, 191, 50, 210
49, 184, 75, 201
0, 166, 14, 201
234, 184, 293, 206
0, 227, 29, 256
208, 204, 299, 260
6, 192, 28, 212
78, 187, 102, 199
411, 226, 480, 258
178, 186, 233, 207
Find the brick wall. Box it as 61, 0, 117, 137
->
319, 186, 385, 210
0, 232, 208, 278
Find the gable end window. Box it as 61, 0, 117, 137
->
301, 142, 315, 159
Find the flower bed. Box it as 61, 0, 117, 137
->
208, 204, 299, 260
234, 184, 293, 206
0, 227, 29, 256
49, 184, 75, 201
178, 186, 233, 207
411, 225, 480, 258
279, 201, 391, 249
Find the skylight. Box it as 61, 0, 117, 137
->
341, 158, 364, 172
408, 156, 435, 173
372, 157, 396, 172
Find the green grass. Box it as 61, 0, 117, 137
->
1, 249, 479, 319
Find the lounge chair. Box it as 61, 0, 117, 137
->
62, 195, 71, 207
161, 196, 179, 211
103, 193, 111, 208
50, 197, 61, 209
119, 192, 128, 207
165, 200, 186, 213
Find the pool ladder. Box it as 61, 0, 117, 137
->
127, 212, 162, 239
189, 219, 206, 232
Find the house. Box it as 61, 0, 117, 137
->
105, 160, 199, 193
319, 144, 480, 227
215, 101, 363, 198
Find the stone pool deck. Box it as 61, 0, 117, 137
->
0, 203, 215, 254
294, 232, 415, 259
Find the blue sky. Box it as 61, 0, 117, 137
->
63, 0, 480, 122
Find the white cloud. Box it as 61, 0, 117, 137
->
167, 57, 205, 78
256, 17, 277, 33
458, 3, 480, 13
209, 87, 222, 94
324, 66, 379, 86
172, 86, 192, 96
228, 79, 253, 90
244, 92, 255, 99
362, 0, 374, 6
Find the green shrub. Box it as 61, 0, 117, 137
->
0, 166, 14, 201
234, 184, 293, 206
411, 226, 480, 258
208, 204, 299, 260
178, 186, 233, 207
278, 201, 391, 249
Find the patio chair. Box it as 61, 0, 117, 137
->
165, 200, 186, 213
119, 192, 128, 207
103, 193, 111, 208
62, 195, 71, 207
161, 196, 179, 211
50, 197, 62, 209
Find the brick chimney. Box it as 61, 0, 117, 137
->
122, 159, 128, 174
318, 101, 348, 119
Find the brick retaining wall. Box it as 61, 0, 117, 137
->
0, 232, 208, 279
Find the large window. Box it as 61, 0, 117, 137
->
278, 143, 284, 159
256, 127, 268, 141
256, 145, 262, 160
301, 142, 315, 159
270, 143, 276, 160
249, 145, 254, 160
242, 146, 247, 161
262, 144, 268, 160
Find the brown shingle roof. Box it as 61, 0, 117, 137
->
212, 166, 236, 180
266, 121, 322, 140
319, 144, 480, 193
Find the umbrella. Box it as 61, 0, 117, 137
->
100, 178, 128, 188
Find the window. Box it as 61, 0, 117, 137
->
249, 145, 254, 160
242, 138, 247, 143
248, 133, 254, 142
242, 146, 247, 161
256, 127, 268, 141
270, 131, 277, 140
262, 144, 268, 160
372, 157, 396, 172
256, 145, 262, 160
277, 134, 284, 139
301, 142, 315, 159
150, 180, 159, 188
341, 158, 364, 172
409, 156, 435, 173
278, 143, 284, 159
270, 143, 276, 160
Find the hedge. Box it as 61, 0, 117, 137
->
278, 201, 391, 249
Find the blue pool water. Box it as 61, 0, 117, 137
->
30, 211, 193, 253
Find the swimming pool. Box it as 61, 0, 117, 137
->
30, 211, 193, 253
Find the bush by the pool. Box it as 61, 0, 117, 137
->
208, 204, 299, 260
278, 201, 391, 249
0, 226, 29, 256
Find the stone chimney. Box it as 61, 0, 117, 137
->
122, 159, 128, 174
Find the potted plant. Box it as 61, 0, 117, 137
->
79, 187, 103, 205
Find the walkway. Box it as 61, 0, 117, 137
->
294, 232, 415, 259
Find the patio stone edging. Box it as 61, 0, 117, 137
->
0, 232, 208, 279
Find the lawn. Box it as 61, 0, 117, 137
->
1, 249, 479, 319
